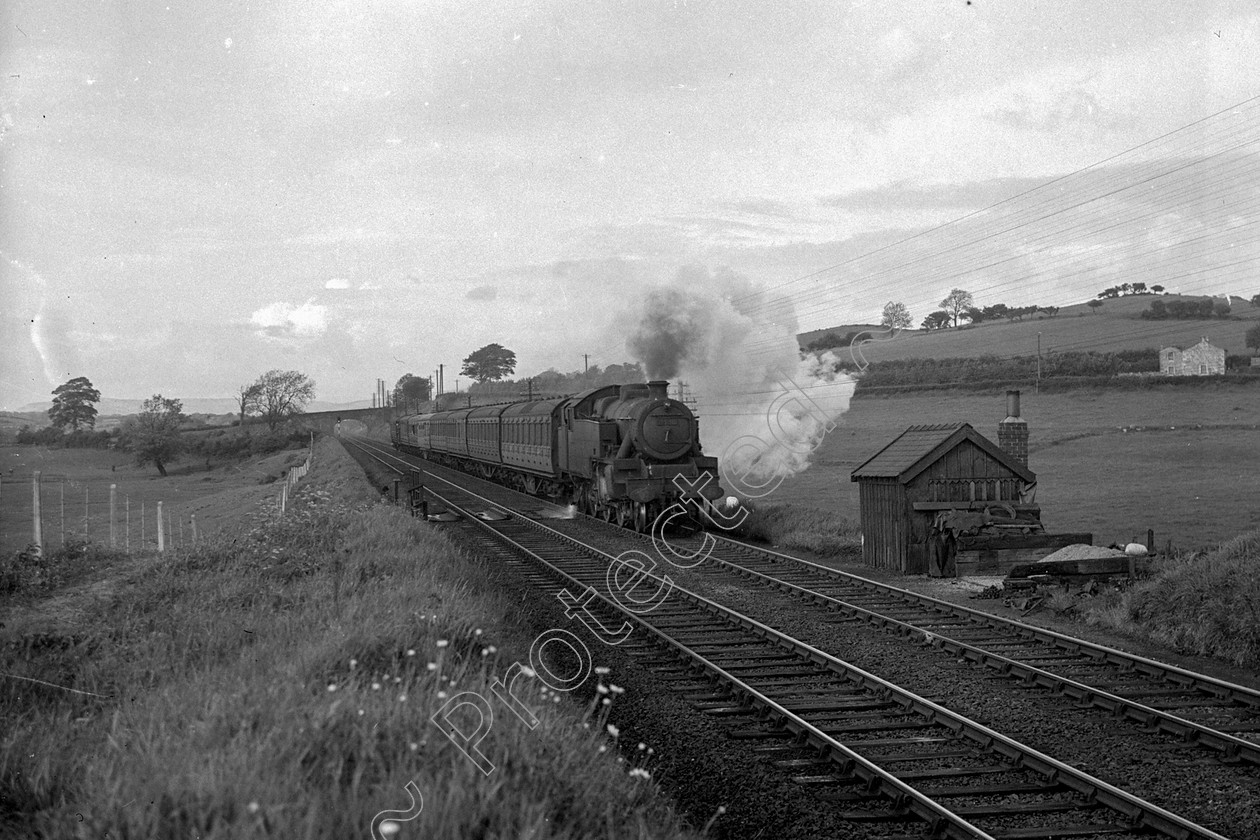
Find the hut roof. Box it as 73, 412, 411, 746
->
850, 422, 1035, 484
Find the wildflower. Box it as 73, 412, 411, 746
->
606, 724, 619, 738
327, 684, 337, 692
409, 742, 419, 752
358, 709, 365, 716
426, 662, 437, 671
598, 745, 606, 753
637, 742, 646, 751
596, 684, 609, 694
437, 691, 447, 699
629, 768, 650, 780
647, 747, 654, 755
398, 694, 408, 702
602, 698, 611, 705
552, 696, 560, 703
487, 645, 497, 654
594, 666, 611, 675
609, 684, 625, 694
474, 628, 482, 636
480, 648, 491, 657
247, 801, 261, 814
379, 821, 401, 836
372, 682, 381, 691
406, 649, 416, 657
394, 676, 402, 683
436, 639, 449, 648
349, 659, 358, 668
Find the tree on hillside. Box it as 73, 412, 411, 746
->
1250, 292, 1260, 308
235, 383, 262, 427
48, 376, 101, 432
1246, 323, 1260, 353
921, 311, 951, 330
392, 373, 432, 411
1151, 285, 1165, 294
880, 301, 913, 331
939, 289, 973, 328
461, 343, 517, 383
252, 370, 316, 430
1087, 299, 1104, 314
124, 395, 184, 477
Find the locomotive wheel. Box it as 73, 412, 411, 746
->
600, 503, 614, 523
616, 504, 631, 529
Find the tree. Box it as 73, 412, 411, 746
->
461, 343, 517, 383
1131, 282, 1147, 294
125, 395, 184, 477
939, 289, 973, 328
48, 376, 101, 432
880, 301, 913, 331
921, 311, 952, 330
252, 370, 316, 430
1213, 299, 1231, 318
1250, 293, 1260, 308
1087, 299, 1104, 314
392, 374, 432, 411
1246, 323, 1260, 352
1151, 285, 1165, 295
235, 383, 262, 427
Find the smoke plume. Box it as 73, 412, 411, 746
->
626, 266, 855, 493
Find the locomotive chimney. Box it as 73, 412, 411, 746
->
647, 380, 669, 401
997, 389, 1028, 468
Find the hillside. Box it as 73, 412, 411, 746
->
800, 295, 1260, 365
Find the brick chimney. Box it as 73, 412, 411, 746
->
997, 389, 1028, 467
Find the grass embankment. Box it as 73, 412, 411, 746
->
1, 437, 699, 839
1078, 530, 1260, 668
739, 501, 862, 557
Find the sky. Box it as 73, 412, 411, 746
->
2, 0, 1259, 408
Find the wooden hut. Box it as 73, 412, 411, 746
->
850, 422, 1040, 576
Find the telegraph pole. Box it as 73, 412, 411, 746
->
583, 354, 589, 373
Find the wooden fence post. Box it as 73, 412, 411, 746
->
32, 471, 43, 556
110, 484, 117, 547
157, 501, 165, 553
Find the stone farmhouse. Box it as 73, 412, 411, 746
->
1160, 337, 1225, 376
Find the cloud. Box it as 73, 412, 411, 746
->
466, 284, 497, 301
250, 299, 329, 339
325, 277, 351, 289
358, 280, 382, 290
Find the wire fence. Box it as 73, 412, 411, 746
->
1, 438, 317, 559
0, 473, 204, 557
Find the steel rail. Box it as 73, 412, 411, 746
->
708, 534, 1260, 712
347, 436, 1260, 764
418, 470, 1232, 840
700, 542, 1260, 765
428, 484, 996, 840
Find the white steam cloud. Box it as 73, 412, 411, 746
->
626, 266, 855, 496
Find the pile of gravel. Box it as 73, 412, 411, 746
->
1037, 543, 1128, 563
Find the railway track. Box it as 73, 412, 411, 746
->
341, 435, 1236, 840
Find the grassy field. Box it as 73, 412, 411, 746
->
0, 443, 311, 560
835, 295, 1260, 366
768, 384, 1260, 551
0, 437, 701, 839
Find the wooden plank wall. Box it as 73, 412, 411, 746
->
860, 479, 905, 572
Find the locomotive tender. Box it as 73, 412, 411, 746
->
391, 380, 724, 531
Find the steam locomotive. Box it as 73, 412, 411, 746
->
391, 380, 724, 530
